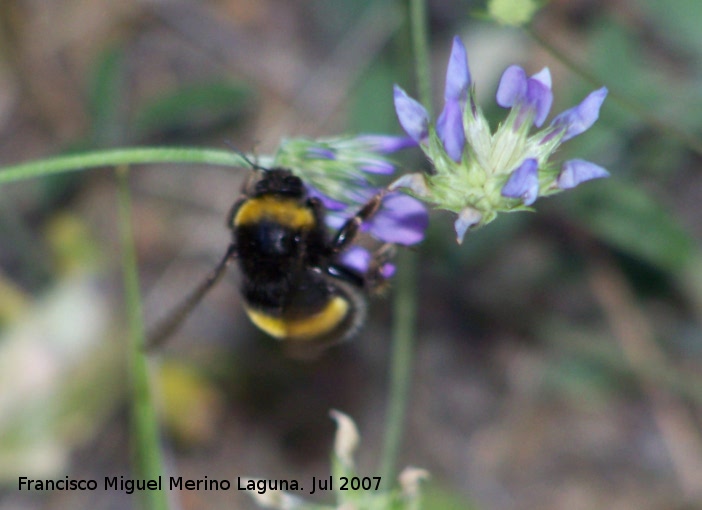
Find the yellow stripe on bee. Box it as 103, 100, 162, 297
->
244, 297, 350, 340
233, 196, 316, 229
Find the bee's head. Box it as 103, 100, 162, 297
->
231, 148, 306, 199
254, 168, 305, 198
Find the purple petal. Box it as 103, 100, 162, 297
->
343, 186, 376, 206
366, 192, 429, 245
497, 66, 553, 127
355, 135, 418, 153
306, 185, 347, 211
454, 207, 482, 244
341, 247, 395, 279
501, 158, 540, 206
393, 85, 429, 143
324, 212, 347, 230
307, 147, 336, 160
358, 158, 396, 175
525, 75, 553, 127
436, 99, 465, 162
550, 87, 608, 142
444, 36, 471, 102
389, 172, 430, 198
557, 159, 610, 189
496, 65, 527, 108
340, 246, 372, 273
380, 263, 396, 279
530, 67, 552, 89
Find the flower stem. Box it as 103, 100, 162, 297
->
410, 0, 433, 114
117, 166, 169, 510
380, 250, 420, 484
379, 0, 430, 485
0, 146, 247, 184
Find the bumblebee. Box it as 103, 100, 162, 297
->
148, 165, 392, 356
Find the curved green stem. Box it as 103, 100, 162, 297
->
117, 166, 168, 510
0, 147, 247, 184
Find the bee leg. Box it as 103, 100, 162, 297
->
364, 243, 397, 294
331, 192, 385, 251
146, 243, 237, 350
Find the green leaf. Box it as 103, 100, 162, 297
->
350, 62, 398, 133
638, 0, 702, 65
567, 180, 696, 273
88, 46, 127, 146
133, 82, 251, 139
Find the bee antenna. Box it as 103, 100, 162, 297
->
224, 142, 271, 173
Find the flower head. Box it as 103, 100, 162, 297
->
393, 37, 609, 243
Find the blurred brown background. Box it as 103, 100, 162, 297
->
1, 1, 702, 509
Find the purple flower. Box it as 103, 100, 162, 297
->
501, 158, 539, 205
340, 246, 372, 273
340, 246, 395, 279
393, 85, 430, 143
388, 35, 610, 239
364, 192, 429, 245
309, 184, 429, 246
496, 66, 527, 106
530, 68, 552, 89
454, 207, 482, 244
443, 36, 471, 102
557, 159, 610, 189
496, 66, 553, 128
357, 158, 396, 175
306, 184, 348, 211
379, 262, 396, 279
354, 135, 418, 153
274, 137, 430, 253
550, 87, 608, 142
436, 100, 465, 162
436, 37, 470, 162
